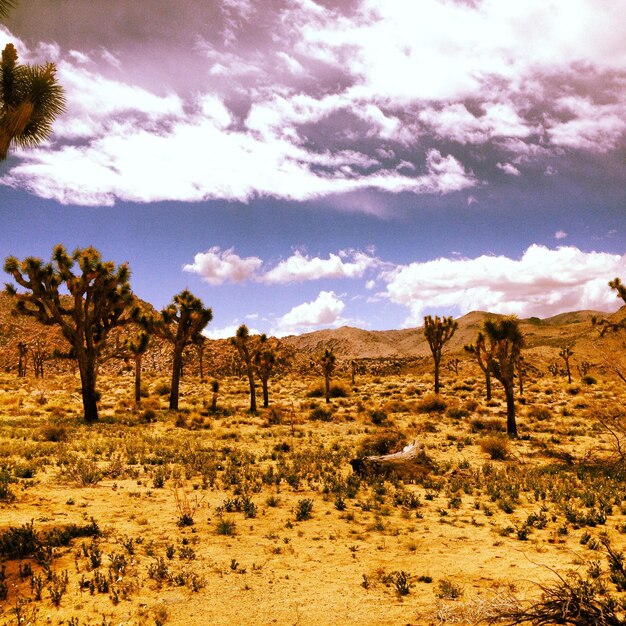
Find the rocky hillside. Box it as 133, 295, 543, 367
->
0, 288, 624, 380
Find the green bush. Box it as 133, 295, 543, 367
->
369, 409, 388, 425
309, 406, 333, 422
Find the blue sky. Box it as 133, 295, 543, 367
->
1, 0, 625, 337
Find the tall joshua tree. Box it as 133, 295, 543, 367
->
319, 348, 336, 404
4, 245, 135, 422
423, 315, 458, 394
231, 324, 257, 413
151, 290, 212, 411
483, 317, 524, 438
1, 43, 65, 161
464, 331, 492, 401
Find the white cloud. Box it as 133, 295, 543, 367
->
261, 250, 379, 284
496, 162, 521, 176
272, 291, 346, 336
203, 323, 260, 340
183, 247, 263, 285
555, 230, 568, 240
382, 245, 626, 327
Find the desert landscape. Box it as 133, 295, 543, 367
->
1, 281, 626, 626
2, 0, 626, 625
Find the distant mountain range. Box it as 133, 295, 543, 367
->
1, 289, 624, 377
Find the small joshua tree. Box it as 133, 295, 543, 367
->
126, 330, 150, 406
559, 346, 573, 384
319, 348, 336, 404
4, 245, 135, 422
423, 315, 458, 394
483, 317, 524, 437
231, 324, 257, 413
150, 290, 212, 411
254, 334, 277, 409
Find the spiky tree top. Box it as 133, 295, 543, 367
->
1, 43, 66, 161
424, 315, 458, 361
464, 331, 490, 371
482, 317, 524, 384
319, 348, 336, 376
4, 245, 134, 353
152, 289, 212, 347
254, 334, 277, 377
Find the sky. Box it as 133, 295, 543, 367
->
0, 0, 625, 338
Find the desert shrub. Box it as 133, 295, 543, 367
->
153, 381, 171, 396
306, 383, 350, 398
59, 455, 103, 486
383, 400, 409, 413
437, 578, 463, 599
464, 399, 479, 412
295, 498, 314, 521
215, 518, 236, 536
39, 422, 68, 442
568, 385, 581, 395
0, 468, 15, 502
470, 417, 505, 433
265, 405, 283, 425
480, 436, 510, 460
491, 540, 626, 625
139, 408, 157, 423
369, 409, 388, 425
309, 406, 333, 422
582, 376, 597, 385
357, 430, 408, 457
447, 406, 469, 419
417, 393, 446, 413
527, 405, 553, 421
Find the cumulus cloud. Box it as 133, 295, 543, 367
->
555, 230, 568, 240
382, 245, 626, 327
261, 250, 380, 284
2, 0, 626, 207
183, 247, 263, 285
272, 291, 346, 336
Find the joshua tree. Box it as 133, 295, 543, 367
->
231, 324, 256, 413
126, 330, 150, 406
465, 332, 492, 401
254, 334, 277, 409
423, 315, 458, 394
4, 245, 135, 422
319, 348, 336, 404
1, 43, 65, 161
150, 290, 212, 411
483, 317, 525, 437
559, 346, 573, 384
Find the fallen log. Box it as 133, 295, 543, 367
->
349, 441, 433, 481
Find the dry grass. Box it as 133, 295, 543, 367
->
0, 370, 625, 625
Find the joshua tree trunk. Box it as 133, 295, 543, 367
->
77, 351, 99, 423
134, 355, 142, 405
262, 376, 269, 408
247, 366, 257, 413
504, 384, 517, 437
434, 357, 441, 394
324, 373, 331, 404
485, 370, 492, 401
170, 348, 183, 410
